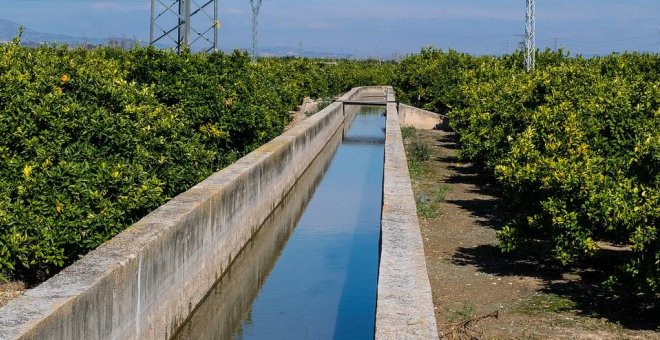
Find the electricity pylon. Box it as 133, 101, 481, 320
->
150, 0, 220, 53
524, 0, 536, 71
249, 0, 263, 59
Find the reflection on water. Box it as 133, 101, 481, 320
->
173, 106, 385, 340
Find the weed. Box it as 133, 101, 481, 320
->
415, 185, 451, 219
516, 294, 577, 315
416, 192, 439, 219
409, 140, 431, 162
408, 160, 425, 178
401, 126, 417, 140
307, 97, 333, 116
436, 184, 451, 203
448, 302, 477, 323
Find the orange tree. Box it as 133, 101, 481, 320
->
0, 38, 393, 283
395, 48, 660, 298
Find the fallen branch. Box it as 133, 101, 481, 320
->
441, 310, 499, 339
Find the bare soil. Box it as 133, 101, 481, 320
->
405, 128, 660, 340
0, 281, 25, 308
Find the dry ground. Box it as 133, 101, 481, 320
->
405, 128, 660, 340
0, 281, 25, 308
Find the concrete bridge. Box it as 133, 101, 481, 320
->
336, 99, 388, 106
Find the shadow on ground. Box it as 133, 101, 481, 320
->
438, 131, 660, 331
435, 133, 461, 150
438, 133, 504, 229
453, 245, 659, 330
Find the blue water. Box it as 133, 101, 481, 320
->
173, 107, 385, 340
236, 108, 385, 340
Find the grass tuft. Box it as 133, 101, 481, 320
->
401, 126, 417, 140
516, 294, 577, 315
448, 302, 477, 323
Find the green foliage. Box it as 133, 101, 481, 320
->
447, 302, 477, 323
394, 47, 483, 115
395, 47, 660, 298
400, 126, 416, 140
516, 294, 577, 315
407, 159, 424, 179
435, 184, 451, 203
415, 185, 450, 220
409, 140, 431, 162
416, 192, 439, 219
0, 40, 393, 283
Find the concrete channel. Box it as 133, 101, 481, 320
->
0, 86, 439, 339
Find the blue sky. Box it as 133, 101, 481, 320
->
1, 0, 659, 56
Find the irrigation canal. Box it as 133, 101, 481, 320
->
174, 106, 386, 339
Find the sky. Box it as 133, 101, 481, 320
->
1, 0, 659, 57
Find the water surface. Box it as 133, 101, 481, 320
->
174, 106, 385, 340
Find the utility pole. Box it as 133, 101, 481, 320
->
178, 0, 190, 50
150, 0, 220, 53
516, 34, 525, 52
249, 0, 263, 59
524, 0, 536, 71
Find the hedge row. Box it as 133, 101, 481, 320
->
0, 37, 394, 283
394, 47, 660, 297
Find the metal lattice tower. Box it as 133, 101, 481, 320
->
524, 0, 536, 71
150, 0, 220, 53
249, 0, 263, 59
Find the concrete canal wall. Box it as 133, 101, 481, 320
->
398, 103, 447, 130
0, 85, 438, 340
376, 87, 439, 339
0, 87, 381, 340
171, 127, 345, 339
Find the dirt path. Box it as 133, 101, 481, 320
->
406, 128, 660, 340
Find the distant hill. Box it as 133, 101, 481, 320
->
0, 18, 356, 57
258, 46, 353, 59
0, 18, 139, 46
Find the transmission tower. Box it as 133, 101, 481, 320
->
524, 0, 536, 71
150, 0, 220, 53
249, 0, 263, 59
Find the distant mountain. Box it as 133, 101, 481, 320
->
0, 18, 139, 46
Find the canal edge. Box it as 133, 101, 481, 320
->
376, 86, 440, 339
